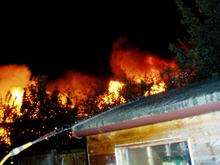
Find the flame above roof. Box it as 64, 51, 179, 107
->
73, 77, 220, 136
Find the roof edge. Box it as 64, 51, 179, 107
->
74, 101, 220, 137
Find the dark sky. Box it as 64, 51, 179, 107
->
1, 1, 180, 80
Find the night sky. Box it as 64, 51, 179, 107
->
1, 1, 180, 80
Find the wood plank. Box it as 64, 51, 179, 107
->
87, 111, 220, 164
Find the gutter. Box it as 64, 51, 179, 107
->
72, 101, 220, 137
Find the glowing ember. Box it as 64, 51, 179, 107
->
97, 80, 126, 109
58, 93, 68, 106
108, 80, 124, 94
77, 106, 88, 118
145, 82, 166, 96
142, 68, 167, 96
9, 87, 24, 110
0, 128, 10, 145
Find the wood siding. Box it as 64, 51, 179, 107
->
87, 111, 220, 164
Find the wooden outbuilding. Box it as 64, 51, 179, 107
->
72, 78, 220, 165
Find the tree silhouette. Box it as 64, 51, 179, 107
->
169, 0, 220, 82
10, 76, 77, 151
0, 91, 21, 159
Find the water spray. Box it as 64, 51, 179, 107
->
0, 126, 77, 165
0, 114, 96, 165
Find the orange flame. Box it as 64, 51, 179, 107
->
144, 82, 166, 96
0, 128, 10, 145
111, 40, 179, 96
47, 72, 99, 107
9, 87, 24, 110
97, 80, 126, 109
0, 65, 31, 144
0, 65, 31, 110
58, 93, 68, 106
0, 40, 180, 145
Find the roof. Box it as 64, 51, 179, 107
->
73, 77, 220, 136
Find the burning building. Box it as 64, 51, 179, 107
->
6, 77, 220, 165
70, 78, 220, 164
1, 39, 219, 164
0, 42, 179, 151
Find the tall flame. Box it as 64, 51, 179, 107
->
110, 39, 179, 97
0, 39, 180, 146
9, 87, 24, 110
0, 65, 31, 144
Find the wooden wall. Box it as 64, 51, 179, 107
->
87, 110, 220, 164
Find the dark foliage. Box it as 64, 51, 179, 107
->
169, 0, 220, 82
8, 76, 78, 154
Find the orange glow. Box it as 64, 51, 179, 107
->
57, 93, 75, 108
0, 65, 31, 145
0, 128, 10, 145
47, 72, 98, 107
9, 87, 24, 110
145, 82, 166, 96
97, 80, 126, 109
108, 80, 124, 94
0, 65, 30, 109
0, 40, 181, 145
58, 93, 68, 106
110, 40, 179, 96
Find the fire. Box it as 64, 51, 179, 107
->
0, 65, 31, 145
57, 93, 75, 109
0, 65, 30, 122
145, 82, 166, 96
58, 93, 68, 106
110, 39, 179, 96
9, 87, 24, 110
47, 72, 99, 107
108, 80, 124, 94
0, 128, 10, 145
97, 80, 126, 109
0, 40, 180, 146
